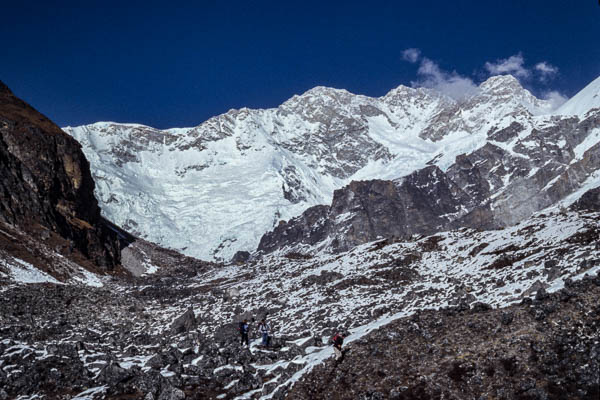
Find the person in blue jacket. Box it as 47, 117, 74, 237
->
239, 319, 250, 346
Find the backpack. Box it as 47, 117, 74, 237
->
239, 322, 245, 333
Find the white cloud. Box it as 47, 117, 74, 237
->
405, 52, 563, 103
484, 54, 530, 78
535, 62, 559, 82
412, 58, 480, 100
402, 48, 421, 63
542, 90, 568, 110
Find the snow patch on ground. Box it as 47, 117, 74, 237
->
72, 385, 108, 400
72, 267, 104, 287
1, 258, 61, 285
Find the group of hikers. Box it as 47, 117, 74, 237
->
238, 317, 272, 347
238, 317, 348, 361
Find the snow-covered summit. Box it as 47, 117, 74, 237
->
555, 75, 600, 117
478, 74, 557, 115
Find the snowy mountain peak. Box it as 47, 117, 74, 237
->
555, 75, 600, 117
281, 86, 359, 112
382, 83, 453, 106
479, 74, 522, 91
382, 84, 421, 98
473, 74, 556, 116
300, 85, 351, 97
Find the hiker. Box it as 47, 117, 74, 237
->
331, 332, 346, 361
239, 319, 249, 347
258, 318, 271, 347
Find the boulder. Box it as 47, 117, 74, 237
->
170, 307, 197, 335
158, 386, 185, 400
97, 362, 132, 385
231, 251, 251, 264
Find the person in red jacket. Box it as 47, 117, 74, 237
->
331, 332, 346, 361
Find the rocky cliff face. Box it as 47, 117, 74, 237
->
571, 187, 600, 212
0, 82, 121, 270
258, 166, 492, 254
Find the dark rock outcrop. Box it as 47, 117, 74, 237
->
0, 82, 121, 270
231, 250, 251, 264
570, 187, 600, 212
258, 166, 494, 254
258, 205, 330, 253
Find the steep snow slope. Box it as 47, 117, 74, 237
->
556, 76, 600, 117
65, 75, 571, 261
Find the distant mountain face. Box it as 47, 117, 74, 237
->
0, 82, 122, 275
64, 75, 600, 261
260, 106, 600, 254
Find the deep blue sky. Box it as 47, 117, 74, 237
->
2, 1, 599, 129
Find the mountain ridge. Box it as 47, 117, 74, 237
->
63, 74, 600, 261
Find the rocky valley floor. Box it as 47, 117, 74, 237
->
0, 210, 599, 399
288, 277, 600, 400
